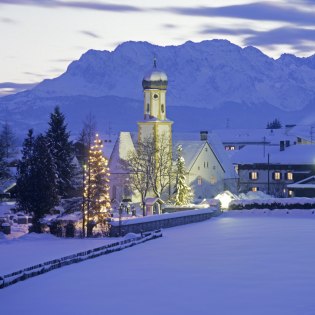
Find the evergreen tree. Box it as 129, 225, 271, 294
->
0, 136, 9, 179
15, 129, 35, 212
266, 118, 282, 129
16, 133, 59, 232
174, 145, 193, 206
83, 134, 110, 235
0, 121, 16, 158
46, 106, 74, 197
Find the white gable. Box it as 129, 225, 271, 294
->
109, 132, 136, 173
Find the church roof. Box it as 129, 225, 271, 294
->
108, 132, 136, 173
108, 131, 237, 179
142, 59, 168, 90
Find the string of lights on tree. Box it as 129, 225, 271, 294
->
83, 133, 111, 235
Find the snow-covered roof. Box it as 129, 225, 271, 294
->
0, 179, 16, 194
287, 176, 315, 189
214, 128, 296, 145
109, 132, 136, 173
287, 125, 315, 143
145, 197, 164, 206
173, 132, 237, 179
231, 143, 315, 165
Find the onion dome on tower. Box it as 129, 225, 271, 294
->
142, 58, 168, 90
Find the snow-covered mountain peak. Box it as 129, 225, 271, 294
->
1, 39, 315, 136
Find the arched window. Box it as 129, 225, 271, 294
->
146, 103, 150, 113
161, 104, 165, 113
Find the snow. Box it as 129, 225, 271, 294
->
110, 207, 216, 226
230, 143, 315, 165
2, 40, 315, 139
173, 132, 237, 179
0, 233, 121, 275
2, 213, 315, 314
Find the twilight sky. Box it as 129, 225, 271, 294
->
1, 0, 315, 95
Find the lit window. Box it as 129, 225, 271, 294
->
225, 146, 235, 151
210, 176, 216, 184
274, 172, 281, 180
289, 190, 293, 197
198, 176, 202, 186
250, 171, 258, 180
286, 172, 293, 181
252, 187, 258, 192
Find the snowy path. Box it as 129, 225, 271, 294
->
1, 214, 315, 315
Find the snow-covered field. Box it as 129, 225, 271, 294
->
1, 212, 315, 315
0, 233, 121, 275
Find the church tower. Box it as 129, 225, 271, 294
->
138, 58, 173, 150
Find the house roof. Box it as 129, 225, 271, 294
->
0, 179, 16, 194
288, 125, 315, 143
288, 176, 315, 189
173, 132, 237, 179
213, 128, 296, 145
145, 197, 164, 205
230, 144, 315, 165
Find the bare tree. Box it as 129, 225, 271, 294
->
124, 137, 154, 216
149, 133, 173, 198
76, 113, 97, 164
123, 134, 173, 215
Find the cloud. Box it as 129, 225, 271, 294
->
0, 82, 37, 96
244, 27, 315, 47
200, 25, 315, 53
162, 23, 177, 29
24, 71, 46, 78
0, 17, 16, 24
200, 27, 256, 36
79, 30, 101, 39
0, 0, 142, 12
167, 2, 315, 26
58, 1, 142, 12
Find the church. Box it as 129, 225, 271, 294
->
108, 60, 238, 205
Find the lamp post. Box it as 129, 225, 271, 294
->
82, 164, 86, 238
267, 154, 270, 195
118, 204, 123, 236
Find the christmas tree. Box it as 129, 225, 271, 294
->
83, 134, 111, 236
174, 145, 193, 206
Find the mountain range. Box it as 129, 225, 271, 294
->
1, 39, 315, 139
